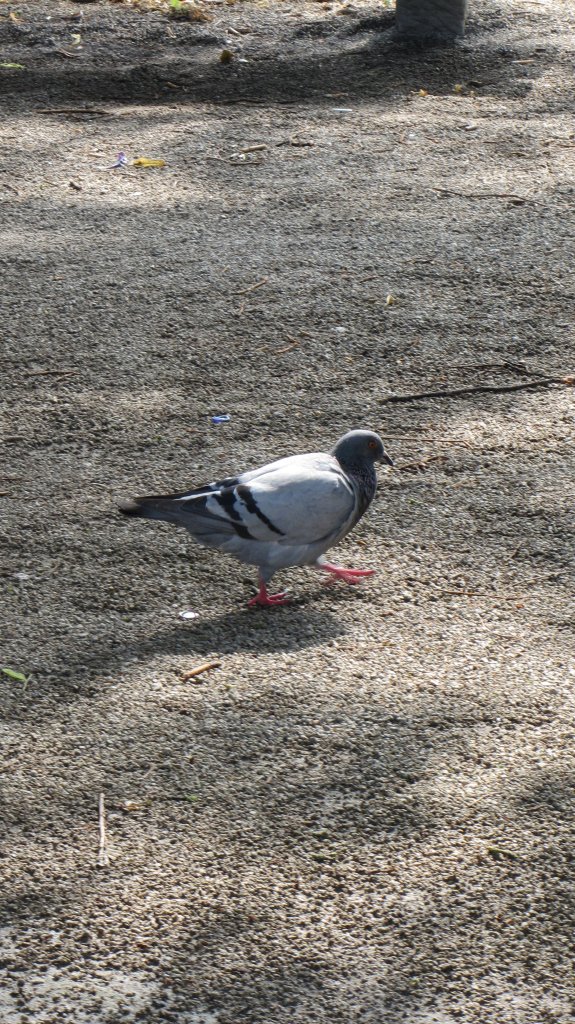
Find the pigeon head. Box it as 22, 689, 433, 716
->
332, 430, 393, 470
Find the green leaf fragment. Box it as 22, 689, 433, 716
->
1, 667, 28, 683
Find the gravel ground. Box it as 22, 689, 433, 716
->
1, 1, 574, 1021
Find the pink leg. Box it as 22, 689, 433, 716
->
247, 576, 290, 608
316, 561, 375, 586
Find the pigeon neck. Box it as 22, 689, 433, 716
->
336, 456, 376, 508
336, 452, 373, 478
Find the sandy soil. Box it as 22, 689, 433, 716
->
1, 1, 574, 1021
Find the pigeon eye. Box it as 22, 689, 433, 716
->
368, 440, 377, 449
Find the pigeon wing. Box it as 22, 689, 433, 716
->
169, 453, 357, 545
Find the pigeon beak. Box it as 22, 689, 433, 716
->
381, 453, 394, 467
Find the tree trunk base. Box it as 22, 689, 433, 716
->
394, 0, 467, 42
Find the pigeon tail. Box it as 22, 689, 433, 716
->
118, 497, 188, 527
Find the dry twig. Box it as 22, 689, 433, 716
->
442, 589, 525, 602
382, 376, 572, 405
180, 661, 221, 681
504, 542, 524, 563
97, 792, 110, 868
274, 333, 301, 354
445, 360, 549, 377
433, 187, 530, 202
25, 368, 76, 378
442, 589, 481, 597
275, 341, 300, 355
232, 277, 269, 296
38, 107, 110, 115
521, 572, 563, 586
276, 138, 314, 147
382, 434, 472, 448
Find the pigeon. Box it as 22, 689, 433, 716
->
118, 429, 393, 607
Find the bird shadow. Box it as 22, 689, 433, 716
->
15, 601, 348, 720
122, 602, 346, 660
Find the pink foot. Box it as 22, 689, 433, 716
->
247, 578, 290, 608
317, 562, 375, 586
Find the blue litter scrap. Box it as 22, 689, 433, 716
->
211, 414, 231, 424
110, 151, 129, 169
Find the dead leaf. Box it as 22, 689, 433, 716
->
132, 157, 166, 168
184, 1, 212, 20
170, 0, 212, 21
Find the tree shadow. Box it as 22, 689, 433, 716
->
0, 2, 565, 109
3, 695, 574, 1021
